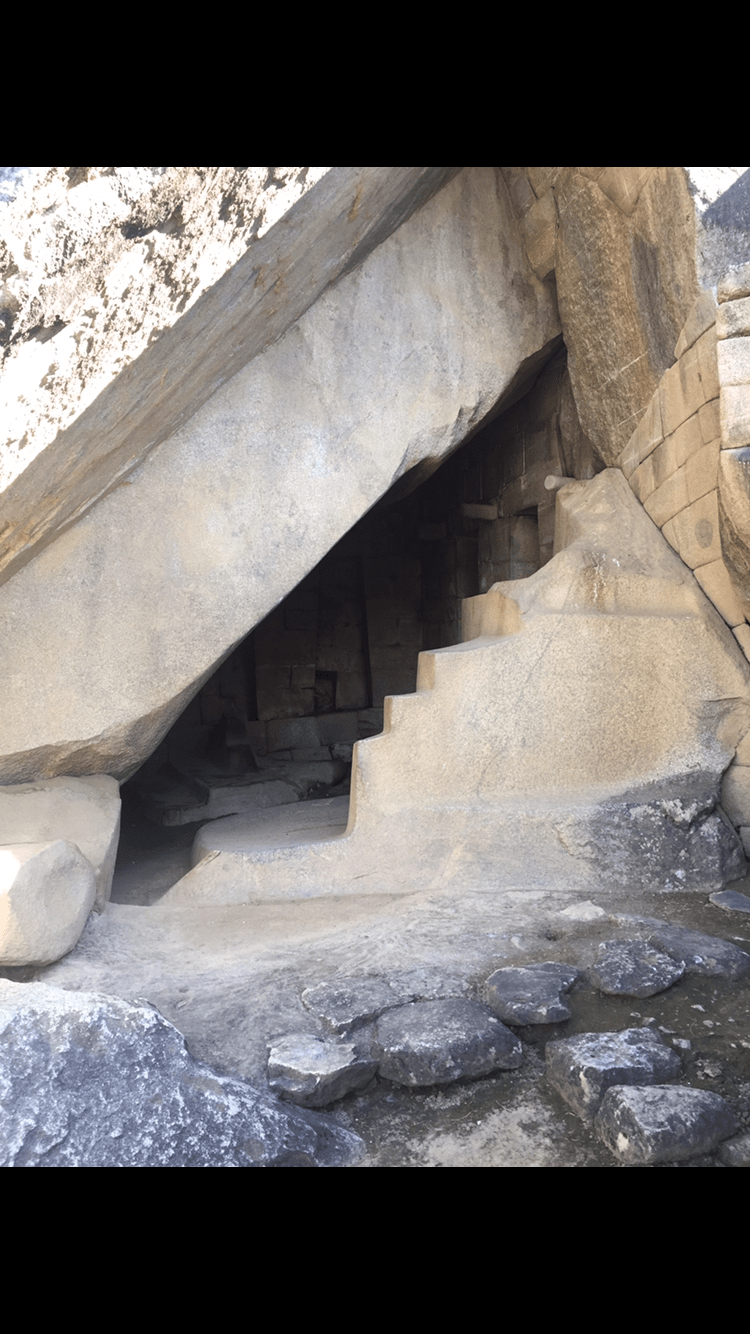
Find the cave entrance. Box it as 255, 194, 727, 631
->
116, 347, 596, 898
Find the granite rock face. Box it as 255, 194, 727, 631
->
0, 168, 560, 783
0, 982, 364, 1167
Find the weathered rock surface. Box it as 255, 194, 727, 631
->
0, 981, 364, 1166
0, 168, 460, 586
169, 468, 750, 906
709, 888, 750, 913
0, 841, 96, 966
301, 978, 412, 1034
0, 168, 560, 784
588, 941, 685, 998
545, 1029, 682, 1120
553, 168, 700, 466
267, 1034, 377, 1108
647, 925, 750, 979
0, 775, 120, 909
484, 963, 579, 1025
375, 999, 523, 1087
594, 1085, 737, 1165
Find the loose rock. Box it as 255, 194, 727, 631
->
594, 1085, 737, 1165
647, 925, 750, 979
484, 962, 579, 1025
0, 981, 364, 1167
0, 841, 96, 966
375, 999, 522, 1088
302, 978, 411, 1034
589, 940, 685, 998
709, 889, 750, 914
718, 1131, 750, 1167
545, 1028, 682, 1119
267, 1033, 377, 1108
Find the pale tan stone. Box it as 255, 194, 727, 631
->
717, 295, 750, 340
618, 392, 663, 478
734, 623, 750, 660
717, 335, 750, 387
661, 517, 679, 553
695, 327, 720, 401
667, 490, 722, 568
699, 398, 721, 445
521, 190, 557, 280
675, 291, 717, 358
630, 454, 656, 503
597, 167, 655, 216
686, 440, 720, 503
0, 776, 120, 910
579, 169, 606, 181
735, 729, 750, 764
721, 385, 750, 447
694, 559, 747, 627
527, 168, 561, 195
0, 169, 561, 784
166, 471, 750, 904
0, 840, 96, 966
643, 469, 690, 527
555, 168, 697, 464
719, 264, 750, 303
721, 765, 750, 825
652, 414, 704, 487
717, 448, 750, 615
660, 346, 706, 437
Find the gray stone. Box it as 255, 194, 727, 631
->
709, 888, 750, 913
647, 925, 750, 979
594, 1085, 737, 1165
0, 841, 96, 966
0, 168, 559, 785
484, 963, 579, 1025
302, 978, 410, 1034
0, 981, 364, 1167
375, 999, 523, 1088
718, 1131, 750, 1166
589, 940, 685, 998
545, 1029, 682, 1119
267, 1033, 377, 1108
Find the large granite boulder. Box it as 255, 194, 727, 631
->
0, 168, 560, 783
0, 981, 364, 1167
0, 775, 120, 909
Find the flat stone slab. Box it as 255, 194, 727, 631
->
588, 940, 685, 998
267, 1034, 377, 1108
647, 925, 750, 979
545, 1028, 682, 1119
375, 999, 523, 1087
302, 977, 409, 1034
595, 1085, 737, 1165
0, 981, 364, 1167
484, 962, 579, 1025
709, 889, 750, 913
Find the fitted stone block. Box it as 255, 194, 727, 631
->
674, 291, 717, 359
718, 335, 750, 386
686, 440, 720, 503
643, 468, 690, 527
694, 558, 747, 626
717, 295, 750, 340
666, 490, 722, 568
